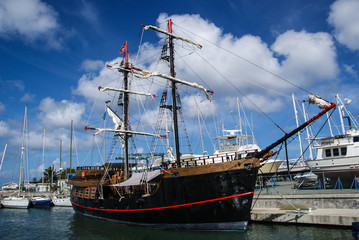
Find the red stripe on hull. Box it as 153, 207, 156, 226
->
71, 191, 254, 212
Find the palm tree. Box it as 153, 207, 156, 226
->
43, 166, 58, 184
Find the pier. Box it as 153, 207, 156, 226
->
251, 180, 359, 226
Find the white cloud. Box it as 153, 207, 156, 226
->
271, 30, 338, 84
182, 95, 218, 119
20, 93, 36, 102
241, 94, 285, 113
343, 64, 358, 79
79, 0, 101, 34
0, 121, 11, 137
328, 0, 359, 51
0, 80, 25, 91
0, 0, 63, 49
38, 97, 86, 128
80, 59, 105, 72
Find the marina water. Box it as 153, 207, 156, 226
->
0, 207, 352, 239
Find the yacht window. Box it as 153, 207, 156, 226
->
354, 136, 359, 142
325, 149, 331, 157
341, 147, 347, 156
333, 148, 339, 156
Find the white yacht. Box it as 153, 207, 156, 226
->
1, 196, 30, 209
52, 196, 71, 207
214, 129, 283, 174
305, 94, 359, 187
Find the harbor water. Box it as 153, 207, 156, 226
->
0, 207, 353, 239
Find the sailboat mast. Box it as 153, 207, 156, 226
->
70, 120, 73, 175
122, 41, 130, 179
291, 94, 304, 162
237, 97, 242, 134
0, 144, 7, 171
18, 106, 27, 197
59, 140, 62, 171
42, 128, 45, 185
167, 19, 181, 168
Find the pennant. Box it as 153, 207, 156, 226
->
119, 41, 127, 55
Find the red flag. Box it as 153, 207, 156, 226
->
119, 41, 127, 55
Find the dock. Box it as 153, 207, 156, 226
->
251, 180, 359, 226
251, 207, 359, 226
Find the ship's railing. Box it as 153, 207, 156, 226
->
181, 152, 238, 167
75, 165, 122, 171
76, 166, 103, 170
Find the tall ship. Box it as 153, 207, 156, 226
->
69, 20, 336, 230
305, 94, 359, 188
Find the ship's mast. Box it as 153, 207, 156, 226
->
167, 20, 181, 168
122, 41, 130, 179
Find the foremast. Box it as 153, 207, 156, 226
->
122, 41, 130, 180
86, 41, 158, 180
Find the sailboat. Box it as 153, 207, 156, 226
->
52, 140, 71, 207
69, 20, 335, 230
2, 106, 30, 209
31, 129, 52, 207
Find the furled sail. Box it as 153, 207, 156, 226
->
142, 24, 202, 49
133, 69, 213, 100
308, 94, 332, 109
84, 126, 163, 138
99, 86, 156, 99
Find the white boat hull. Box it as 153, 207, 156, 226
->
1, 197, 30, 209
259, 160, 283, 174
52, 197, 72, 207
306, 155, 359, 186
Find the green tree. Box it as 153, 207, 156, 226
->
43, 166, 59, 183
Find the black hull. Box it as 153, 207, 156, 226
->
70, 166, 258, 230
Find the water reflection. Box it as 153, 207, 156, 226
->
0, 207, 353, 240
68, 213, 249, 240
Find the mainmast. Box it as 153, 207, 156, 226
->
122, 41, 130, 179
142, 20, 205, 168
167, 19, 181, 168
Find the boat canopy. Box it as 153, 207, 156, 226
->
113, 169, 161, 187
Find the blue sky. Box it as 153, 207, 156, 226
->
1, 0, 359, 186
